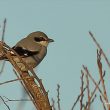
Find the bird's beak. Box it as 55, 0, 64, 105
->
48, 38, 54, 43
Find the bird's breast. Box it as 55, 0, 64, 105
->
22, 46, 47, 68
36, 46, 47, 62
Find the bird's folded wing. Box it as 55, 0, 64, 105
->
12, 46, 39, 57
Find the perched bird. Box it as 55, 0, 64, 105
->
4, 31, 54, 68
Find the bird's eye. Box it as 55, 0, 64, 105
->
34, 37, 45, 42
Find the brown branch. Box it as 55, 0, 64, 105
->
71, 86, 87, 110
2, 18, 6, 41
0, 18, 7, 74
85, 70, 90, 110
90, 94, 97, 105
89, 71, 105, 101
85, 94, 97, 109
85, 71, 105, 109
97, 50, 109, 103
14, 64, 36, 110
0, 61, 5, 73
89, 31, 110, 69
13, 69, 36, 110
51, 98, 56, 110
83, 65, 105, 101
83, 65, 110, 110
3, 96, 31, 102
80, 71, 84, 110
100, 95, 107, 110
3, 42, 47, 96
57, 84, 61, 110
0, 42, 52, 110
0, 96, 10, 110
0, 76, 35, 86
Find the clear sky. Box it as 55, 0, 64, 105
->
0, 1, 110, 110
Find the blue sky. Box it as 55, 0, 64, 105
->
0, 1, 110, 110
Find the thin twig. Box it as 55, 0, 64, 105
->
85, 70, 90, 110
2, 18, 6, 42
0, 61, 5, 73
89, 31, 110, 69
3, 96, 31, 102
51, 98, 56, 110
0, 76, 35, 86
71, 86, 87, 110
97, 50, 109, 103
0, 96, 10, 110
80, 71, 84, 110
90, 94, 97, 105
83, 65, 105, 101
90, 71, 105, 100
0, 18, 6, 74
100, 95, 107, 110
57, 84, 61, 110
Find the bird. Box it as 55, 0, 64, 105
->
2, 31, 54, 69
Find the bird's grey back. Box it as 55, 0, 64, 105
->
15, 37, 41, 52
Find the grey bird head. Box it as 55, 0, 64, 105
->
27, 31, 54, 47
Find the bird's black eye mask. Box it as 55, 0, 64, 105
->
34, 37, 46, 42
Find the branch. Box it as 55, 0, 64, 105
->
2, 18, 6, 41
51, 98, 56, 110
3, 96, 31, 102
57, 84, 61, 110
83, 65, 105, 102
71, 86, 87, 110
0, 18, 7, 74
0, 41, 52, 110
0, 76, 35, 86
100, 95, 107, 110
85, 70, 90, 110
89, 31, 110, 69
80, 71, 84, 110
97, 50, 109, 103
0, 96, 10, 110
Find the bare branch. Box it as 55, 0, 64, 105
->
0, 18, 7, 74
80, 71, 84, 110
3, 96, 31, 102
51, 98, 56, 110
97, 50, 109, 103
0, 96, 10, 110
57, 84, 61, 110
2, 18, 6, 42
83, 65, 105, 100
89, 31, 110, 69
85, 70, 90, 110
100, 95, 107, 110
0, 76, 35, 86
71, 86, 87, 110
0, 42, 52, 110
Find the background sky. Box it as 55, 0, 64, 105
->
0, 0, 110, 110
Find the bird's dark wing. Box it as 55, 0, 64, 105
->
12, 46, 39, 57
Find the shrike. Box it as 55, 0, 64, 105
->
3, 31, 54, 68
